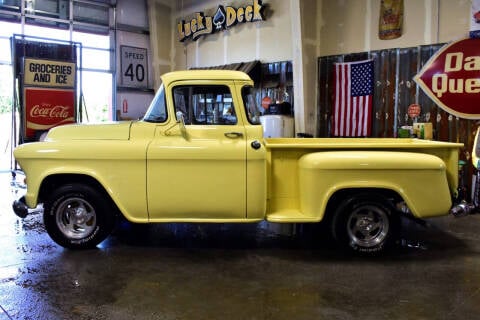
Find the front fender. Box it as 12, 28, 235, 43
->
298, 151, 452, 219
14, 140, 149, 222
21, 162, 148, 223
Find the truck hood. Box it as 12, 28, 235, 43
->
46, 121, 134, 141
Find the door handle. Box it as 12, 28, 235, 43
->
224, 132, 243, 139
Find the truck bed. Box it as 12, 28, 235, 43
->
263, 137, 463, 221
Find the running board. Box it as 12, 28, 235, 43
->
266, 210, 320, 223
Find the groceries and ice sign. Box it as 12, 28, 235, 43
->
24, 58, 75, 87
414, 38, 480, 119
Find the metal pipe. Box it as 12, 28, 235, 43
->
394, 48, 400, 137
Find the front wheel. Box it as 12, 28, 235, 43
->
331, 193, 399, 254
44, 184, 116, 249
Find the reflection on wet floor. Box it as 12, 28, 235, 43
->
2, 170, 480, 319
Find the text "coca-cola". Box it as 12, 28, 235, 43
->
30, 104, 72, 119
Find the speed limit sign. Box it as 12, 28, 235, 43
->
120, 45, 148, 88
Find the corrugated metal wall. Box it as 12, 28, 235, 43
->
317, 44, 477, 164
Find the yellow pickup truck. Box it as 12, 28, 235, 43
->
12, 70, 478, 254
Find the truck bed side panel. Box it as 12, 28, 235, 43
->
265, 138, 461, 221
298, 151, 452, 219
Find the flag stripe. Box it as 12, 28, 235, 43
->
352, 97, 357, 137
334, 66, 340, 136
332, 59, 373, 137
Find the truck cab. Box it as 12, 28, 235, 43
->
142, 71, 267, 222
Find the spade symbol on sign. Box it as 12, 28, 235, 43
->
213, 6, 226, 29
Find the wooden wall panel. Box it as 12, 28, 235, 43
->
318, 43, 479, 170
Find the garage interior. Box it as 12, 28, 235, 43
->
2, 0, 480, 319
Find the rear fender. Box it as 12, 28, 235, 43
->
298, 151, 452, 219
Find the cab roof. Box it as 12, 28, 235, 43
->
160, 70, 253, 85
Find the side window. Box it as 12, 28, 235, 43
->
172, 85, 237, 125
242, 85, 261, 125
143, 84, 167, 123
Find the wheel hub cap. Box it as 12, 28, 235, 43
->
347, 204, 389, 248
56, 198, 97, 240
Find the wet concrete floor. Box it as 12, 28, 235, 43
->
1, 171, 480, 320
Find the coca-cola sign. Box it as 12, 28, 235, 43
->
414, 38, 480, 119
24, 88, 75, 138
30, 104, 71, 119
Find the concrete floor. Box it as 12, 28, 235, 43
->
1, 171, 480, 320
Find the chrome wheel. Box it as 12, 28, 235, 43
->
45, 184, 116, 249
347, 204, 389, 248
55, 197, 97, 240
331, 193, 398, 255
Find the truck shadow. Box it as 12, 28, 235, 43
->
108, 216, 473, 262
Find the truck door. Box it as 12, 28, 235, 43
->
146, 82, 247, 220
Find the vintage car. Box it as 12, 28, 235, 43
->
12, 70, 479, 254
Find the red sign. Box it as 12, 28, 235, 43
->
414, 38, 480, 119
261, 96, 272, 109
24, 88, 75, 139
407, 103, 421, 118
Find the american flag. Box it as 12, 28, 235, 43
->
332, 59, 374, 137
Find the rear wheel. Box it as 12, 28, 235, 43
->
44, 184, 115, 249
331, 193, 399, 254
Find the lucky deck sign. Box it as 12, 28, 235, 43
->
414, 39, 480, 119
414, 38, 480, 119
177, 0, 265, 42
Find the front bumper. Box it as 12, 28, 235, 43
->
12, 196, 29, 218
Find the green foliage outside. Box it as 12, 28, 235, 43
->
0, 96, 12, 114
0, 64, 13, 115
85, 103, 110, 123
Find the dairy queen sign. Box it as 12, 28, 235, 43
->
414, 38, 480, 119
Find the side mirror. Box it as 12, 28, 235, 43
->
176, 111, 188, 139
176, 111, 185, 123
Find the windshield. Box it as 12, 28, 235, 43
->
143, 84, 167, 123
